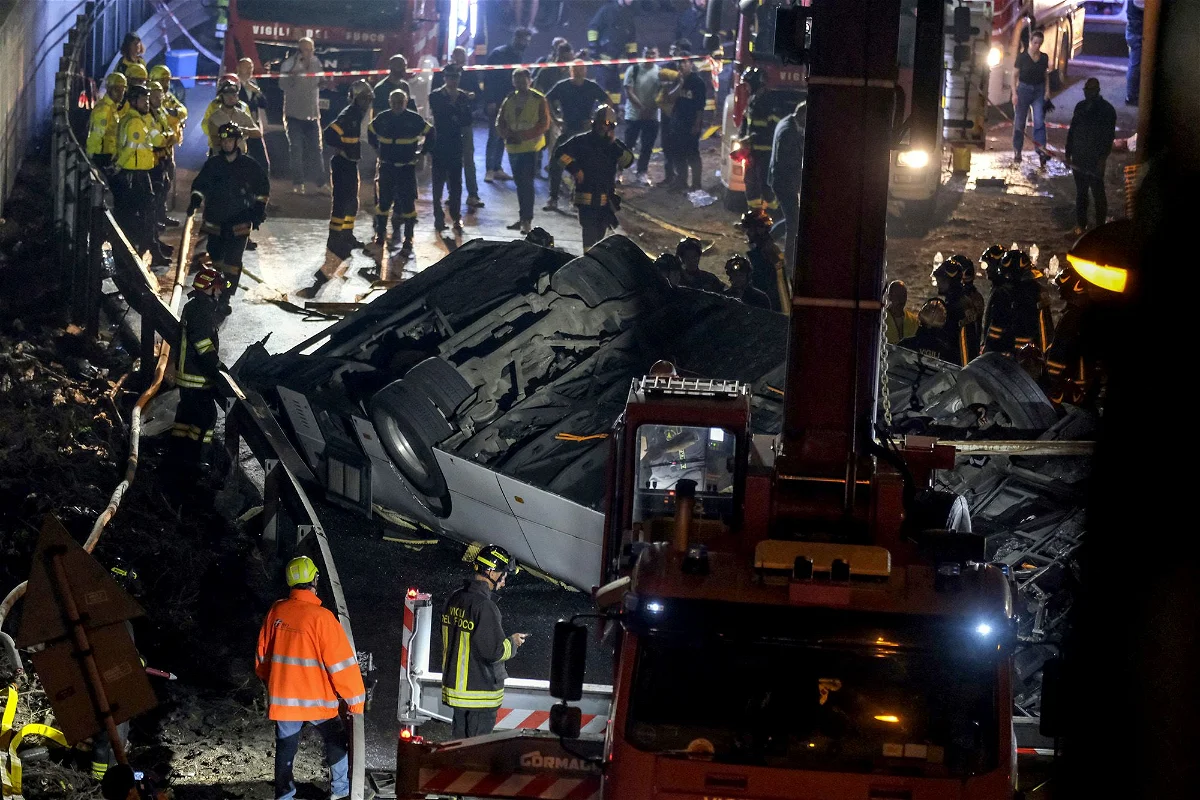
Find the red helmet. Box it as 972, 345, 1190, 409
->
193, 265, 225, 292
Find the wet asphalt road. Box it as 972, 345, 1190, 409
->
314, 500, 610, 770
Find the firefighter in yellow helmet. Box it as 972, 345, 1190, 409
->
124, 61, 149, 88
440, 545, 528, 738
147, 81, 179, 232
86, 72, 128, 172
115, 83, 171, 266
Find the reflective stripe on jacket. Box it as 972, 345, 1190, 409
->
116, 111, 165, 170
497, 90, 549, 154
440, 579, 516, 709
256, 588, 367, 721
368, 108, 431, 166
87, 95, 126, 157
176, 293, 221, 389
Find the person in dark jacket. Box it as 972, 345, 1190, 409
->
769, 100, 806, 266
297, 82, 374, 299
587, 0, 638, 106
368, 88, 432, 254
1065, 77, 1117, 234
441, 545, 528, 738
484, 28, 532, 181
1125, 0, 1144, 105
898, 298, 958, 363
550, 105, 634, 249
676, 0, 709, 52
543, 61, 612, 212
168, 266, 227, 499
665, 53, 707, 191
187, 123, 270, 304
724, 255, 772, 309
428, 65, 473, 234
373, 54, 418, 116
740, 208, 788, 313
1044, 265, 1095, 406
676, 236, 725, 293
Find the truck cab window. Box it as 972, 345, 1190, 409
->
632, 424, 736, 529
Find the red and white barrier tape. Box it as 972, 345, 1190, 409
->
493, 707, 606, 735
169, 54, 723, 84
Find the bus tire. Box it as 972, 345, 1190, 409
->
1050, 23, 1071, 92
369, 381, 453, 513
405, 357, 474, 419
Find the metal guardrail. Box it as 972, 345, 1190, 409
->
37, 5, 369, 798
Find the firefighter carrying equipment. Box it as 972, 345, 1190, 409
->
255, 589, 367, 721
285, 556, 319, 587
440, 578, 521, 709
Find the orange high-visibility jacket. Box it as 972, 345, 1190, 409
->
255, 589, 366, 721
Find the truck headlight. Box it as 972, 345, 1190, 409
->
987, 46, 1002, 68
896, 149, 930, 169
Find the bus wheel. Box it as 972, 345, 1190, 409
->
722, 187, 746, 212
1050, 25, 1071, 92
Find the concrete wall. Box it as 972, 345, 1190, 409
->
0, 0, 88, 202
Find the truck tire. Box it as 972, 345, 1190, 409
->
957, 352, 1058, 431
1050, 24, 1071, 92
405, 357, 474, 419
369, 381, 453, 507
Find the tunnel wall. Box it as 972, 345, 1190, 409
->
0, 0, 150, 204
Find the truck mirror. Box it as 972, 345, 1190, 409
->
550, 702, 582, 739
550, 620, 587, 702
1039, 657, 1064, 738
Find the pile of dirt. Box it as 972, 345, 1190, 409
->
1, 154, 283, 800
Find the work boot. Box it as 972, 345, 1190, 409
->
162, 217, 182, 228
294, 270, 329, 299
157, 240, 174, 256
245, 239, 258, 251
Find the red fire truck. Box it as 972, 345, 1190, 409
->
394, 1, 1020, 797
222, 0, 443, 120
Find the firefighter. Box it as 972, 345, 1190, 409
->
168, 266, 226, 495
676, 237, 725, 293
550, 105, 634, 250
739, 67, 782, 214
116, 32, 146, 77
368, 88, 432, 255
587, 0, 638, 107
724, 255, 772, 309
898, 298, 958, 363
1008, 250, 1055, 353
961, 254, 986, 345
114, 84, 170, 266
655, 252, 685, 287
150, 65, 187, 228
296, 81, 374, 299
740, 208, 789, 314
188, 123, 270, 305
440, 545, 528, 738
86, 72, 127, 172
202, 77, 260, 155
147, 81, 179, 234
980, 243, 1006, 284
1044, 265, 1095, 405
932, 254, 981, 367
123, 62, 148, 90
981, 249, 1018, 355
257, 556, 366, 800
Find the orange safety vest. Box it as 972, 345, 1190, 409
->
255, 589, 366, 721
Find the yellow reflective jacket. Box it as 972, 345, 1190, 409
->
163, 93, 189, 139
151, 107, 178, 163
116, 111, 165, 171
496, 90, 549, 154
86, 95, 126, 157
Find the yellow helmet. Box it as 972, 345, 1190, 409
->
125, 63, 148, 81
105, 72, 128, 88
147, 80, 165, 94
285, 556, 319, 587
149, 64, 172, 84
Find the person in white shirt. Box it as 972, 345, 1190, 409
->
279, 37, 329, 194
623, 46, 661, 185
